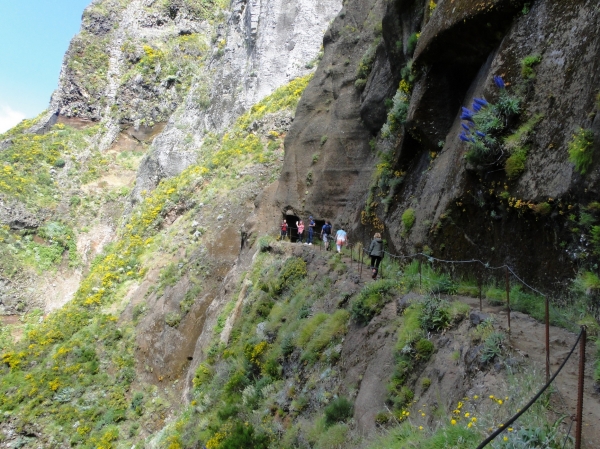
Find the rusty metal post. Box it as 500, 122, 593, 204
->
545, 297, 550, 383
360, 248, 363, 276
505, 266, 510, 332
575, 326, 587, 449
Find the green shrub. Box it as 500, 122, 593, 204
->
354, 78, 367, 91
396, 303, 424, 350
457, 284, 479, 297
485, 286, 505, 305
419, 296, 450, 331
496, 92, 521, 116
421, 377, 431, 390
521, 54, 542, 79
381, 89, 409, 138
481, 331, 505, 363
324, 396, 353, 426
281, 334, 295, 356
415, 338, 434, 359
272, 257, 307, 294
375, 411, 391, 425
402, 208, 416, 233
217, 403, 239, 421
406, 32, 419, 55
165, 311, 182, 327
568, 128, 595, 174
54, 158, 66, 168
575, 271, 600, 293
351, 279, 399, 324
505, 146, 528, 179
356, 42, 378, 80
181, 283, 202, 314
532, 202, 551, 215
219, 421, 270, 449
257, 235, 274, 252
504, 114, 544, 152
132, 302, 147, 321
131, 392, 144, 415
299, 310, 349, 363
320, 135, 328, 146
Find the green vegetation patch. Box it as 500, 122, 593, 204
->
402, 208, 416, 233
568, 128, 595, 174
351, 279, 399, 324
521, 54, 542, 79
0, 123, 102, 207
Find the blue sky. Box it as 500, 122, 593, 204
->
0, 0, 91, 132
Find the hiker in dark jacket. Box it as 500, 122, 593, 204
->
368, 232, 384, 279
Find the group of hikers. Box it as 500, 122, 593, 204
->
279, 217, 384, 279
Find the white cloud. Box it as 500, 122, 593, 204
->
0, 105, 26, 134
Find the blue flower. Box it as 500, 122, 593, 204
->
459, 133, 470, 142
473, 98, 488, 107
462, 124, 470, 131
493, 76, 505, 89
473, 102, 482, 112
476, 131, 486, 137
460, 107, 474, 122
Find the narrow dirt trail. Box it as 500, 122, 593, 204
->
460, 296, 600, 447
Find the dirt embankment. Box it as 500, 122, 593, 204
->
332, 250, 600, 446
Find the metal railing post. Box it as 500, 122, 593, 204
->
575, 326, 587, 449
545, 297, 550, 383
418, 255, 422, 290
505, 266, 510, 333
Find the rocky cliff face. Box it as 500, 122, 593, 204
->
276, 0, 600, 298
132, 0, 341, 200
33, 0, 340, 196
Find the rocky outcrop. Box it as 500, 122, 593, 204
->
275, 0, 600, 288
131, 0, 342, 201
0, 199, 44, 230
32, 0, 340, 193
275, 0, 395, 221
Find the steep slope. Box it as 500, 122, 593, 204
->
0, 78, 308, 447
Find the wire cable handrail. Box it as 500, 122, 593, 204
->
475, 328, 583, 448
269, 225, 589, 447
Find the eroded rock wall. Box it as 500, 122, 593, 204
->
276, 0, 600, 289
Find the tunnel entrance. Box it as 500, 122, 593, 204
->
282, 215, 326, 243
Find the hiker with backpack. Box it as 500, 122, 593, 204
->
321, 220, 332, 250
335, 226, 347, 253
368, 232, 384, 279
296, 219, 305, 243
307, 216, 315, 245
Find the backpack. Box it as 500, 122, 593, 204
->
322, 224, 331, 235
